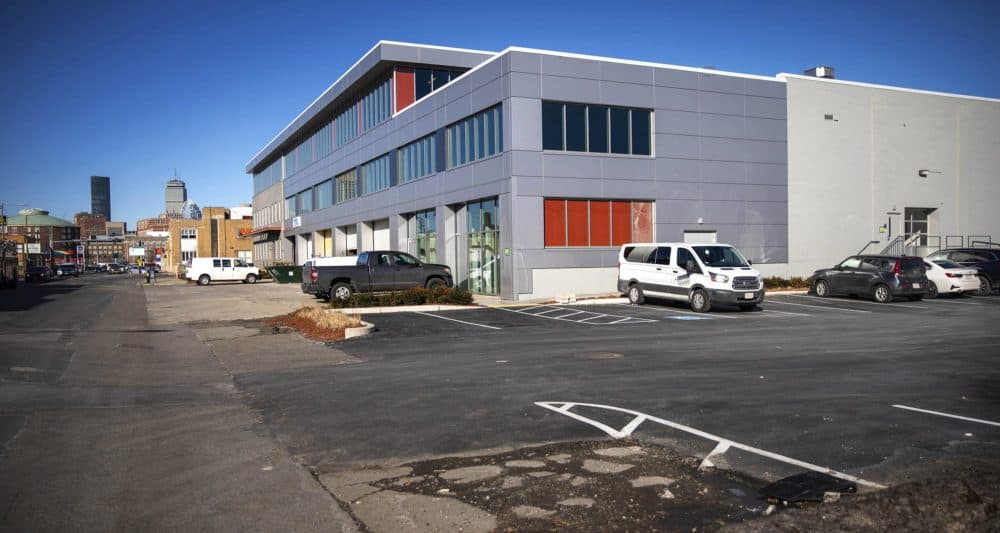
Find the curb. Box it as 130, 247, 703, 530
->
331, 304, 478, 315
343, 320, 375, 339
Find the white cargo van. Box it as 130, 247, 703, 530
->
617, 242, 764, 312
186, 257, 259, 286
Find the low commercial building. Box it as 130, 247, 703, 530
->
6, 208, 81, 273
74, 212, 108, 240
246, 41, 999, 300
163, 207, 253, 272
84, 237, 126, 266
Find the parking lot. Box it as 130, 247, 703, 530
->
240, 290, 1000, 492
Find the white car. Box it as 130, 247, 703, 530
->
923, 259, 979, 297
617, 242, 764, 312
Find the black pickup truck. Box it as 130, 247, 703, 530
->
301, 250, 454, 300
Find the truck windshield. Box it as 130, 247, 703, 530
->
692, 246, 750, 267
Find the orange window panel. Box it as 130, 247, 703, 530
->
395, 68, 415, 113
611, 201, 632, 245
567, 200, 589, 246
589, 200, 611, 246
544, 199, 566, 247
632, 201, 653, 242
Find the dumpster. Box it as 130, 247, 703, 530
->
266, 265, 303, 284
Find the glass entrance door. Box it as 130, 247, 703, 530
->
466, 198, 499, 295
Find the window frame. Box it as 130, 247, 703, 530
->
541, 101, 653, 157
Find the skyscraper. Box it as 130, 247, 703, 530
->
165, 179, 187, 215
90, 176, 110, 219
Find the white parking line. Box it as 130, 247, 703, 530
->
413, 312, 501, 330
760, 308, 811, 317
892, 404, 1000, 427
791, 295, 929, 310
553, 310, 587, 319
924, 298, 986, 306
536, 401, 886, 489
614, 303, 739, 319
765, 299, 872, 314
578, 314, 609, 322
498, 306, 656, 325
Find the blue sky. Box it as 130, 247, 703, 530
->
1, 0, 997, 227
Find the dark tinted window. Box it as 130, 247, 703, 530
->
432, 69, 450, 91
610, 107, 630, 154
588, 106, 608, 153
393, 253, 419, 266
357, 252, 369, 265
565, 103, 586, 151
213, 259, 222, 268
415, 69, 433, 100
631, 110, 651, 155
625, 246, 653, 263
677, 248, 700, 273
951, 251, 991, 263
933, 259, 962, 269
898, 257, 926, 275
650, 247, 671, 265
542, 102, 564, 150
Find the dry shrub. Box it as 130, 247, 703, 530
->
268, 306, 362, 342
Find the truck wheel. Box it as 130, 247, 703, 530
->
245, 274, 257, 284
426, 278, 445, 289
690, 288, 711, 312
198, 274, 211, 286
627, 283, 644, 305
332, 282, 353, 301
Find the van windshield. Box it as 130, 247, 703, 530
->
692, 246, 750, 267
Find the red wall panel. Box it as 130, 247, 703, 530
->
567, 200, 589, 246
544, 199, 566, 247
589, 201, 610, 246
632, 201, 653, 242
395, 68, 415, 113
611, 201, 632, 245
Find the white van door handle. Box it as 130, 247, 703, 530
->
656, 267, 662, 271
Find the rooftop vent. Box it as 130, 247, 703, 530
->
804, 66, 835, 79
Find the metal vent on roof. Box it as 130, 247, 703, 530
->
805, 66, 835, 79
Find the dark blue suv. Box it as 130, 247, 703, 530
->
926, 248, 999, 296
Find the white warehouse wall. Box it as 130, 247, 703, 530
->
783, 75, 1000, 277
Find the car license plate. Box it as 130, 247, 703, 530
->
912, 283, 920, 289
743, 292, 754, 300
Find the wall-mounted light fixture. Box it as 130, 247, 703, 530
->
918, 169, 942, 178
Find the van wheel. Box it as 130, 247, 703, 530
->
426, 278, 445, 289
872, 284, 891, 303
332, 282, 353, 301
627, 284, 644, 305
198, 274, 211, 286
690, 289, 711, 313
245, 274, 257, 284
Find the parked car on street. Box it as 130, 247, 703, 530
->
617, 242, 765, 312
302, 251, 453, 300
926, 247, 999, 296
107, 264, 124, 274
185, 257, 259, 286
810, 255, 928, 303
25, 266, 53, 282
922, 259, 979, 298
56, 264, 80, 277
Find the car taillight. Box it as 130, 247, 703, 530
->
310, 268, 318, 282
892, 259, 902, 276
945, 272, 960, 278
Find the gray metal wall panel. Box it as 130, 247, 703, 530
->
515, 196, 545, 249
745, 79, 786, 99
747, 163, 787, 185
656, 200, 703, 223
509, 51, 541, 73
747, 96, 787, 119
699, 74, 744, 94
469, 59, 503, 89
470, 78, 503, 111
746, 140, 788, 164
543, 177, 604, 197
473, 155, 505, 184
509, 97, 541, 151
746, 117, 787, 141
655, 87, 700, 112
653, 68, 699, 89
700, 160, 746, 183
541, 55, 601, 78
655, 181, 702, 200
511, 151, 542, 176
601, 62, 654, 85
702, 200, 745, 224
541, 76, 600, 102
445, 94, 473, 123
745, 201, 788, 225
699, 91, 745, 116
699, 114, 746, 139
655, 110, 700, 135
515, 176, 543, 196
600, 80, 654, 107
605, 179, 657, 199
656, 134, 701, 159
602, 157, 654, 180
700, 137, 746, 162
702, 183, 747, 201
655, 157, 701, 180
510, 72, 541, 98
744, 184, 787, 203
540, 154, 604, 178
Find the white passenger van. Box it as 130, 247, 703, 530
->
186, 257, 259, 286
617, 242, 765, 312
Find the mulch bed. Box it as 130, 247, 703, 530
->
265, 312, 347, 342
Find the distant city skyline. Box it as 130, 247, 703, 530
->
2, 0, 997, 225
